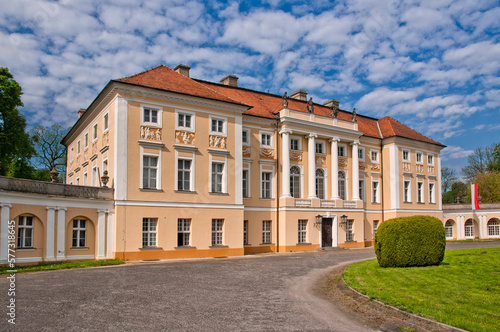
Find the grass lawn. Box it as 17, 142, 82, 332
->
0, 259, 124, 274
343, 247, 500, 332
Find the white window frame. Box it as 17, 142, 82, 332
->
209, 158, 227, 194
416, 151, 423, 165
83, 172, 88, 186
402, 149, 410, 162
177, 218, 191, 247
404, 179, 411, 203
140, 145, 161, 190
260, 164, 275, 199
373, 220, 379, 238
141, 105, 162, 128
487, 220, 499, 237
242, 166, 250, 198
175, 149, 195, 192
429, 182, 435, 203
70, 147, 74, 162
242, 128, 250, 146
427, 154, 434, 166
175, 110, 195, 132
209, 115, 227, 137
84, 133, 88, 149
76, 177, 80, 185
464, 220, 474, 238
298, 220, 307, 244
77, 141, 81, 155
92, 166, 98, 186
370, 149, 379, 163
259, 130, 274, 148
358, 147, 365, 161
17, 216, 34, 248
372, 179, 380, 203
211, 219, 224, 245
359, 178, 365, 202
346, 220, 354, 242
262, 220, 271, 244
338, 170, 348, 200
103, 113, 109, 133
445, 220, 453, 239
72, 219, 86, 248
102, 158, 108, 172
316, 167, 327, 199
290, 135, 302, 151
290, 165, 302, 199
417, 181, 424, 203
92, 123, 98, 142
142, 218, 157, 247
338, 143, 347, 157
243, 220, 248, 245
315, 140, 326, 155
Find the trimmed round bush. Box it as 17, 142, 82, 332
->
374, 216, 446, 268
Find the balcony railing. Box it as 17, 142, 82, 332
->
295, 199, 311, 207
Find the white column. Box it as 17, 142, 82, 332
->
459, 215, 465, 240
235, 116, 243, 205
106, 211, 115, 258
307, 134, 317, 199
351, 140, 360, 200
56, 207, 67, 260
332, 215, 338, 248
330, 137, 340, 200
0, 203, 12, 263
280, 128, 292, 198
115, 97, 128, 201
46, 206, 57, 261
97, 210, 106, 259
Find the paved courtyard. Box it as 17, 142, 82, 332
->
2, 242, 499, 331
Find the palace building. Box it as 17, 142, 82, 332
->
1, 64, 498, 264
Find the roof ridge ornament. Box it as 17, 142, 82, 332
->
307, 97, 314, 113
352, 108, 357, 122
282, 92, 288, 108
331, 105, 338, 118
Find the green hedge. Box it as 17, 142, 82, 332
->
374, 216, 446, 267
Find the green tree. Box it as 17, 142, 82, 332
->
441, 167, 457, 194
0, 67, 34, 178
443, 181, 468, 204
461, 143, 497, 181
30, 124, 69, 179
474, 171, 500, 203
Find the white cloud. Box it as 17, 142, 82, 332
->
441, 146, 474, 160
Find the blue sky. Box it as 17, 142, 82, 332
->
1, 0, 499, 174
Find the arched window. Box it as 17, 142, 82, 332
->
290, 166, 301, 198
464, 219, 474, 238
316, 169, 325, 199
338, 171, 346, 200
488, 219, 499, 236
445, 220, 453, 239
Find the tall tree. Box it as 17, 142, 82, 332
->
474, 172, 500, 203
461, 144, 497, 181
0, 67, 34, 177
441, 167, 457, 194
30, 124, 69, 177
443, 181, 468, 204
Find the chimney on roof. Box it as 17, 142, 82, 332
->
220, 75, 238, 87
174, 64, 191, 77
323, 99, 339, 110
78, 108, 86, 118
290, 90, 307, 101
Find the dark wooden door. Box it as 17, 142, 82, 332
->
322, 218, 332, 247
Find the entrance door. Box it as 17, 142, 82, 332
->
322, 218, 332, 247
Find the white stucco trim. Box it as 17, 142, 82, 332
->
115, 97, 128, 200
235, 116, 243, 204
115, 201, 244, 209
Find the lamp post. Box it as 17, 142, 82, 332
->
340, 214, 348, 226
315, 214, 322, 226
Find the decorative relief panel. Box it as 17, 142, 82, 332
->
76, 156, 81, 165
141, 126, 162, 141
92, 142, 98, 154
209, 135, 226, 149
260, 148, 274, 158
175, 131, 195, 145
371, 163, 380, 171
359, 161, 366, 169
102, 132, 110, 146
402, 162, 411, 172
242, 145, 251, 157
316, 156, 326, 166
428, 166, 434, 174
290, 151, 302, 162
84, 151, 88, 161
416, 164, 424, 173
338, 158, 347, 167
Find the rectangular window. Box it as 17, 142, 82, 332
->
429, 183, 435, 203
177, 219, 191, 247
242, 129, 250, 145
262, 220, 271, 244
402, 149, 410, 162
298, 220, 307, 244
103, 113, 109, 131
261, 133, 272, 147
359, 180, 365, 202
290, 138, 299, 151
103, 159, 108, 172
143, 156, 158, 189
417, 181, 424, 203
93, 123, 98, 141
177, 159, 192, 191
92, 166, 97, 186
416, 152, 423, 164
242, 169, 249, 198
83, 172, 88, 186
373, 220, 379, 238
84, 133, 88, 149
315, 142, 324, 154
143, 108, 158, 124
72, 219, 86, 248
404, 180, 411, 202
428, 154, 434, 165
76, 177, 80, 185
371, 150, 379, 163
346, 220, 353, 241
243, 220, 248, 245
211, 119, 224, 133
178, 113, 192, 128
211, 219, 223, 245
358, 147, 364, 161
77, 141, 81, 155
17, 216, 33, 248
372, 181, 379, 203
142, 218, 157, 247
211, 162, 224, 193
261, 171, 272, 198
338, 145, 346, 157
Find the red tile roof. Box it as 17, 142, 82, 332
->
114, 64, 444, 147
